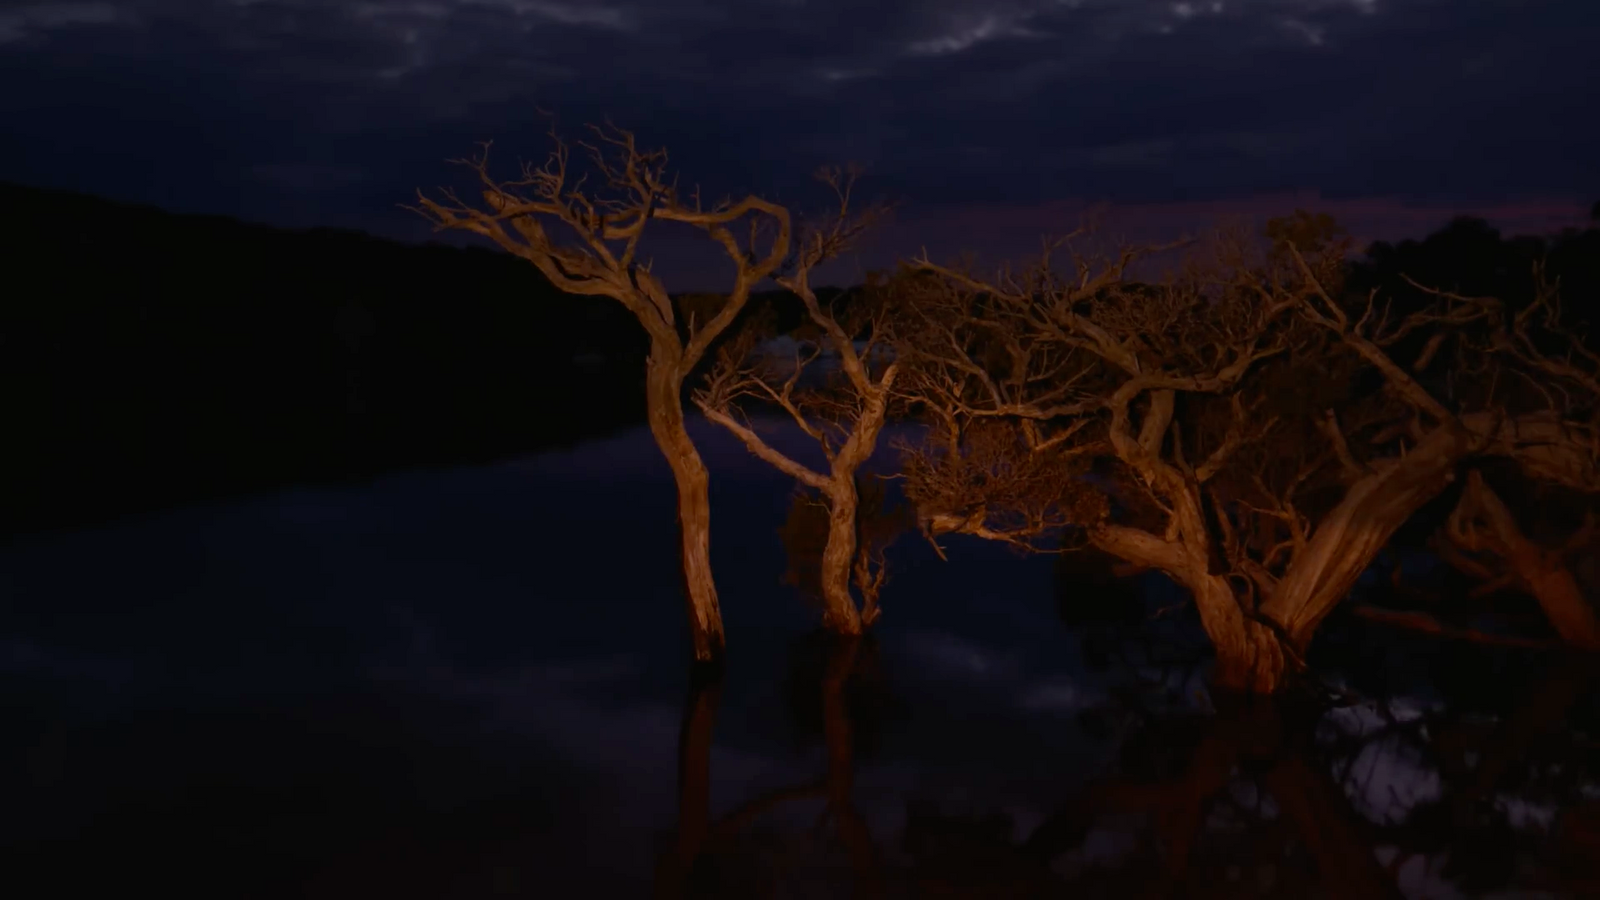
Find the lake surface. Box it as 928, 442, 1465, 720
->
3, 419, 1595, 898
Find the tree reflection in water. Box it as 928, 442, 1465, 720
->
655, 634, 884, 899
656, 579, 1600, 898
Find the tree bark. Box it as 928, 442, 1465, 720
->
1091, 491, 1288, 694
1459, 472, 1600, 650
819, 485, 865, 634
815, 386, 893, 635
646, 352, 725, 664
1252, 412, 1598, 670
1263, 421, 1477, 650
1092, 445, 1449, 695
1195, 575, 1289, 695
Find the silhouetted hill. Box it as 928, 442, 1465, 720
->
0, 183, 652, 539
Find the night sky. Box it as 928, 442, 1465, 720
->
3, 1, 1597, 286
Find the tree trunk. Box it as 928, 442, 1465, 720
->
817, 390, 891, 636
646, 354, 726, 664
1510, 551, 1600, 650
819, 484, 865, 635
1192, 574, 1289, 694
1093, 484, 1291, 694
1463, 473, 1600, 650
1264, 423, 1476, 650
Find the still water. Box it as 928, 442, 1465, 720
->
2, 420, 1595, 898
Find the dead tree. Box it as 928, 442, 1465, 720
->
898, 230, 1307, 692
1271, 258, 1600, 653
411, 122, 792, 663
897, 219, 1600, 693
693, 168, 898, 634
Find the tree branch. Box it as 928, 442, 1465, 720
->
697, 405, 830, 490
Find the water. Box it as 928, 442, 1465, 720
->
3, 419, 1595, 897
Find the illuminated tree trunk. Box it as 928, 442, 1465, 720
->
1263, 424, 1477, 648
1093, 426, 1474, 695
1203, 446, 1464, 694
819, 486, 865, 634
1091, 480, 1292, 695
818, 392, 893, 635
646, 352, 725, 665
1193, 575, 1288, 694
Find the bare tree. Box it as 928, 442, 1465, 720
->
693, 168, 898, 634
897, 217, 1600, 693
1269, 256, 1600, 653
898, 228, 1305, 691
411, 121, 792, 663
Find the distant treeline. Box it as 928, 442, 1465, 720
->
1, 182, 1593, 539
1348, 210, 1599, 320
1, 183, 663, 538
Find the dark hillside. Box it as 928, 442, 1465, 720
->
0, 183, 649, 539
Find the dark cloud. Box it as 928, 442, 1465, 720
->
1, 0, 1595, 277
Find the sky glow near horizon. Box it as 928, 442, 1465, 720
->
0, 0, 1595, 285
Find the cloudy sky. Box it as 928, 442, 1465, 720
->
2, 1, 1596, 283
